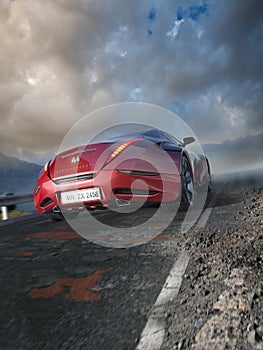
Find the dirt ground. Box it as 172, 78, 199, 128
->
163, 186, 263, 350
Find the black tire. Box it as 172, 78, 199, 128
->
180, 156, 194, 211
48, 212, 64, 221
207, 165, 212, 192
48, 211, 79, 222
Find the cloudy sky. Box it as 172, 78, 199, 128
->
0, 0, 262, 170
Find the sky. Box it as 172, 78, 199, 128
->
0, 0, 263, 170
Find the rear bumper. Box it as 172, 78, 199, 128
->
34, 169, 181, 214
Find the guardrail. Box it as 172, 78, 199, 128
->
0, 194, 33, 220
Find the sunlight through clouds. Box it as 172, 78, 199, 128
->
0, 0, 262, 171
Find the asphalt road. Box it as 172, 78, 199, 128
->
0, 209, 183, 349
0, 171, 262, 350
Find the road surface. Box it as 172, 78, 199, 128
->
0, 172, 262, 349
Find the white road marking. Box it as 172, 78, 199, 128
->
136, 253, 190, 350
195, 207, 213, 230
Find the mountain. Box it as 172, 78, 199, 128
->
202, 133, 263, 174
0, 153, 42, 195
203, 132, 263, 154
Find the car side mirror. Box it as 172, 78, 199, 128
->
182, 137, 195, 146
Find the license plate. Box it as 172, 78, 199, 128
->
61, 187, 101, 204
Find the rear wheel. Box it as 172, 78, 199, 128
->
48, 212, 63, 221
48, 211, 79, 222
180, 156, 194, 211
207, 165, 212, 192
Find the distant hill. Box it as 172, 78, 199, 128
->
0, 153, 42, 195
202, 133, 263, 174
203, 132, 263, 154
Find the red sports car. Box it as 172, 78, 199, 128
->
34, 128, 211, 221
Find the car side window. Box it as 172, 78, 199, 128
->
161, 132, 180, 145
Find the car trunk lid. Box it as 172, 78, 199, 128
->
48, 142, 113, 181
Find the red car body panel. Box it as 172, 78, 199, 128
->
34, 129, 209, 215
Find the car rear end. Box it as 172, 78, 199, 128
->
34, 138, 181, 215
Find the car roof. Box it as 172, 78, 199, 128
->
92, 128, 181, 144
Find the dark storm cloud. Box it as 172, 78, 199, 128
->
206, 0, 263, 134
0, 0, 262, 169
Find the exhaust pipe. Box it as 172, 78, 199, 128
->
115, 199, 131, 207
52, 205, 61, 213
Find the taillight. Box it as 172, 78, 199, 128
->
44, 162, 48, 173
44, 161, 50, 176
104, 138, 142, 166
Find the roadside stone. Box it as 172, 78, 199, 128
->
248, 330, 256, 345
194, 318, 204, 329
163, 186, 263, 350
177, 337, 186, 350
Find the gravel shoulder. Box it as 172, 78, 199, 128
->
162, 186, 263, 350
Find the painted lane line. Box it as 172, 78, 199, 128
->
136, 253, 190, 350
195, 207, 213, 230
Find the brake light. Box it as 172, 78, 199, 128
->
104, 138, 142, 166
44, 162, 49, 173
43, 161, 50, 176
